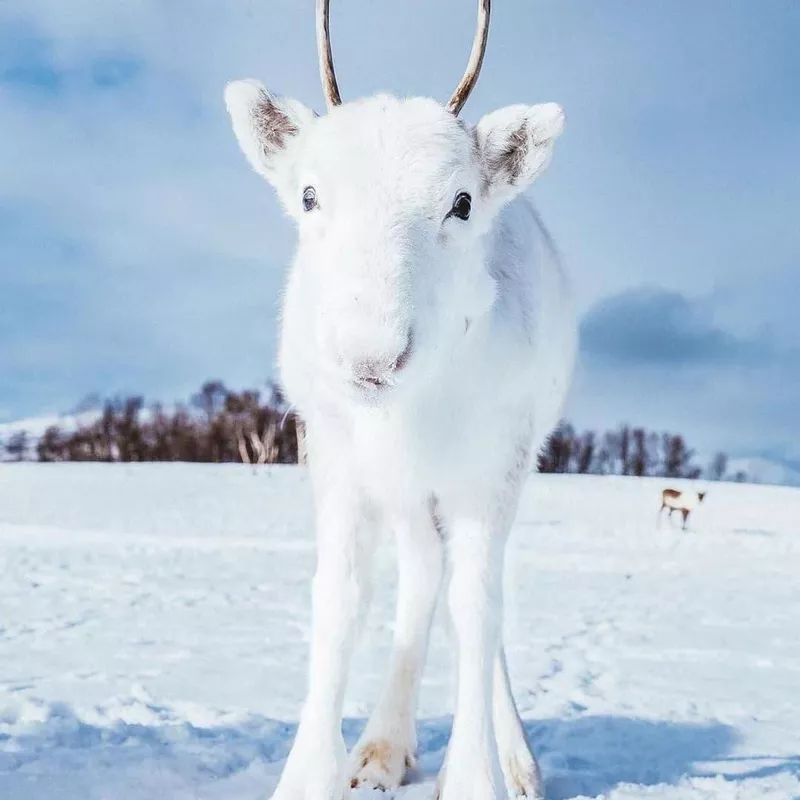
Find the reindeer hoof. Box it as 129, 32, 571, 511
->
502, 748, 544, 798
349, 739, 416, 792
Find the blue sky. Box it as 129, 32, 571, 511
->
1, 0, 798, 467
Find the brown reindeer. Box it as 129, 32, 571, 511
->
660, 488, 707, 530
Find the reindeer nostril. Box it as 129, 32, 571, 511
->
352, 359, 388, 387
393, 329, 414, 373
350, 331, 413, 390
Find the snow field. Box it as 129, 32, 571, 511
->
0, 464, 798, 799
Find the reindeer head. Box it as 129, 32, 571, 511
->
225, 0, 564, 405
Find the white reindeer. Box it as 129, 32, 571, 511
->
224, 1, 576, 798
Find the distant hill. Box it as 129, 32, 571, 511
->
0, 412, 98, 459
726, 456, 800, 488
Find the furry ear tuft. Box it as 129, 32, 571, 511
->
224, 79, 317, 184
476, 103, 565, 205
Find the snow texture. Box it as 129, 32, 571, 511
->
0, 464, 798, 799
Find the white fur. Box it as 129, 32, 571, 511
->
660, 489, 707, 531
225, 82, 576, 800
662, 491, 704, 512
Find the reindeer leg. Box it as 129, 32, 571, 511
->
271, 478, 377, 800
493, 646, 543, 798
350, 503, 443, 790
437, 514, 507, 800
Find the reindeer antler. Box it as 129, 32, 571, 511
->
446, 0, 491, 116
316, 0, 342, 109
317, 0, 490, 115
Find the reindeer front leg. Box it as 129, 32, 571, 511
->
350, 504, 443, 790
437, 515, 507, 800
272, 482, 375, 800
493, 647, 544, 798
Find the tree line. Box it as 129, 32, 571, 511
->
537, 422, 746, 482
0, 382, 744, 481
0, 381, 300, 465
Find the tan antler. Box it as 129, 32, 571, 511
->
446, 0, 491, 116
316, 0, 490, 115
316, 0, 342, 109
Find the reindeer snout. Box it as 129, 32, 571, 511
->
351, 329, 413, 389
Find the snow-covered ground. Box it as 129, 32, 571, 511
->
0, 464, 798, 799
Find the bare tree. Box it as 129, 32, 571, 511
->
37, 426, 65, 462
576, 431, 595, 474
662, 434, 693, 478
630, 428, 649, 476
5, 431, 29, 461
708, 452, 729, 481
618, 425, 632, 475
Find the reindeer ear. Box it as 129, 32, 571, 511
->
476, 103, 564, 206
224, 80, 317, 185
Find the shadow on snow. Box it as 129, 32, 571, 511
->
1, 701, 798, 798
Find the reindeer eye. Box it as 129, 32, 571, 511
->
302, 186, 318, 212
451, 192, 472, 221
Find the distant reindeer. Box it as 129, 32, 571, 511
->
224, 1, 575, 798
660, 488, 707, 530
